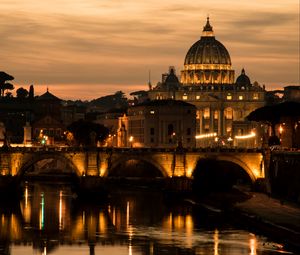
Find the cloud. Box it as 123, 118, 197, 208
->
0, 0, 298, 99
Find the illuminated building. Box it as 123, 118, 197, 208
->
148, 18, 266, 148
119, 100, 196, 148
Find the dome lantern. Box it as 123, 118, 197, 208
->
202, 17, 214, 37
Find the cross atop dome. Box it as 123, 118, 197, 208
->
202, 17, 214, 37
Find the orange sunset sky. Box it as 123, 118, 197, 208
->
0, 0, 299, 100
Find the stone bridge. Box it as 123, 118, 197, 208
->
0, 147, 265, 185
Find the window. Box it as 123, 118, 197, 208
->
150, 138, 154, 143
227, 93, 232, 100
224, 108, 233, 120
196, 95, 200, 100
187, 138, 191, 143
214, 110, 219, 119
204, 107, 210, 119
238, 129, 243, 135
186, 128, 191, 136
253, 93, 259, 100
239, 95, 244, 100
150, 128, 154, 135
182, 95, 188, 100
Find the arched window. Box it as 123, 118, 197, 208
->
203, 107, 210, 119
224, 107, 233, 120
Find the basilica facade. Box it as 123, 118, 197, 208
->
147, 18, 266, 147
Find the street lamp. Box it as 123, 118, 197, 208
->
171, 132, 176, 144
279, 125, 283, 144
129, 136, 134, 148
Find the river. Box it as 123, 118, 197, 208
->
0, 181, 297, 255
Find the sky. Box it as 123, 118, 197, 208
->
0, 0, 299, 100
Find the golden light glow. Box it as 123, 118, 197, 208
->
25, 185, 28, 208
42, 246, 47, 255
203, 107, 210, 119
129, 244, 133, 255
22, 184, 31, 224
186, 167, 193, 178
10, 214, 22, 239
214, 229, 219, 255
196, 132, 217, 139
99, 161, 108, 176
249, 236, 257, 255
224, 107, 233, 119
59, 190, 63, 231
185, 215, 193, 243
279, 125, 284, 134
112, 207, 116, 226
235, 131, 256, 139
99, 211, 107, 234
126, 201, 130, 227
39, 193, 45, 230
184, 64, 232, 71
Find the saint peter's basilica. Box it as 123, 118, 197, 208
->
144, 18, 266, 147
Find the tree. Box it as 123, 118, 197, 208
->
247, 102, 300, 146
16, 87, 29, 98
67, 120, 109, 146
5, 92, 13, 98
0, 71, 14, 97
247, 105, 280, 137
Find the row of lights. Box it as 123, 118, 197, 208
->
195, 131, 257, 140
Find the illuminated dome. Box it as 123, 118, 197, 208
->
181, 18, 235, 85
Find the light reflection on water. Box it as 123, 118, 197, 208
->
0, 181, 295, 255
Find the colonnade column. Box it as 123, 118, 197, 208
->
222, 111, 226, 136
198, 110, 203, 134
218, 109, 224, 136
210, 108, 214, 133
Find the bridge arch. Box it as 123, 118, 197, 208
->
192, 155, 256, 192
107, 155, 168, 178
191, 154, 257, 182
18, 151, 81, 178
213, 155, 257, 182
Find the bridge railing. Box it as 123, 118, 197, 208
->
0, 145, 263, 154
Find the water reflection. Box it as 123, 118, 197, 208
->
0, 181, 294, 255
